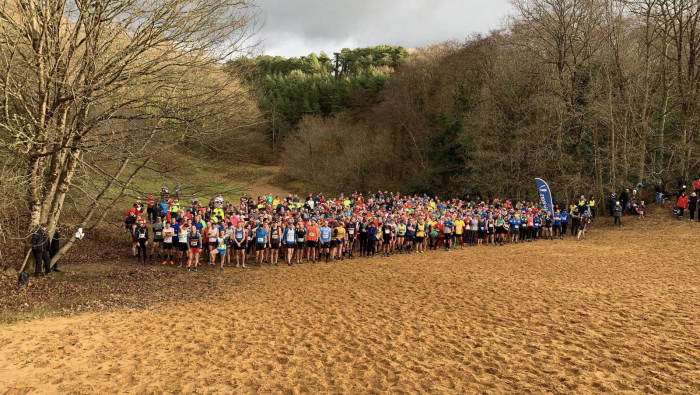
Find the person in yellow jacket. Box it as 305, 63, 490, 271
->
587, 195, 596, 218
170, 197, 180, 216
415, 219, 426, 254
453, 217, 465, 249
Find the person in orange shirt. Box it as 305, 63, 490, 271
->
306, 220, 320, 263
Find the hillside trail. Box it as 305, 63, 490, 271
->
236, 165, 291, 200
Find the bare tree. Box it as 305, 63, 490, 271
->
0, 0, 261, 272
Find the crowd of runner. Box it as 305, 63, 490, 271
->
124, 186, 598, 270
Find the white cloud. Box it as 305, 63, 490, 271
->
257, 0, 512, 57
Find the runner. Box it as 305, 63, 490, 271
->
415, 219, 426, 253
396, 219, 406, 253
404, 219, 414, 254
206, 222, 218, 266
295, 221, 306, 264
306, 220, 319, 263
335, 221, 346, 261
367, 220, 378, 258
577, 212, 590, 241
494, 215, 504, 246
552, 210, 562, 240
486, 214, 494, 246
187, 225, 202, 272
510, 214, 521, 244
453, 216, 465, 250
269, 221, 282, 266
225, 222, 235, 266
134, 222, 149, 264
152, 217, 164, 259
443, 216, 454, 252
469, 215, 478, 246
254, 223, 268, 266
477, 216, 486, 246
216, 230, 229, 271
345, 218, 357, 259
358, 220, 369, 257
233, 221, 247, 268
319, 221, 332, 263
162, 221, 175, 265
283, 221, 297, 265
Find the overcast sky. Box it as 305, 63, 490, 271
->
256, 0, 512, 58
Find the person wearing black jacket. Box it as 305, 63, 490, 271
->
689, 193, 698, 221
31, 223, 52, 277
50, 227, 61, 272
609, 193, 617, 216
620, 189, 630, 214
133, 223, 149, 264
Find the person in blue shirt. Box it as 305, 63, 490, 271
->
366, 220, 378, 257
510, 215, 521, 243
283, 222, 297, 265
560, 211, 569, 238
553, 210, 562, 239
254, 224, 268, 265
442, 217, 454, 251
159, 201, 169, 221
533, 215, 541, 241
477, 218, 486, 246
319, 221, 332, 262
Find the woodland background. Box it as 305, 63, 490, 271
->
2, 0, 700, 270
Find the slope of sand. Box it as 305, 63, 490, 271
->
2, 216, 700, 394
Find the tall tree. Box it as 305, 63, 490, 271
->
0, 0, 261, 272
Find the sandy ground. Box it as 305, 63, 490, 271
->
1, 215, 700, 394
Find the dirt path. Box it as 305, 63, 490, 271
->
2, 216, 700, 394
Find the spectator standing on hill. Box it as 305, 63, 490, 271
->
620, 189, 630, 214
638, 201, 646, 220
689, 193, 698, 222
655, 181, 664, 206
587, 195, 596, 218
613, 201, 623, 227
609, 193, 617, 216
678, 176, 687, 196
50, 226, 61, 273
32, 223, 52, 277
676, 192, 689, 220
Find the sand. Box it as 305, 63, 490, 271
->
1, 215, 700, 394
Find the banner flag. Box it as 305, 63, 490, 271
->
535, 178, 554, 215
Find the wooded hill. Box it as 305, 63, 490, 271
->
241, 1, 700, 203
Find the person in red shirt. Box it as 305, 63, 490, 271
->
676, 192, 689, 219
306, 221, 320, 263
146, 194, 156, 223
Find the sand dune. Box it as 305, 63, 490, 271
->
2, 217, 700, 394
